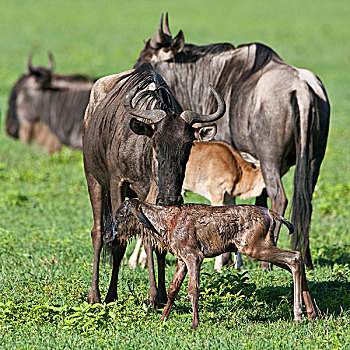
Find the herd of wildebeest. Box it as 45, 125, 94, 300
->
5, 14, 330, 329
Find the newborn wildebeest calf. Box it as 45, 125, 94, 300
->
107, 199, 316, 329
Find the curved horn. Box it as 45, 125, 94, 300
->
164, 12, 172, 37
180, 84, 226, 125
27, 53, 34, 73
124, 85, 167, 123
48, 51, 54, 72
158, 13, 164, 35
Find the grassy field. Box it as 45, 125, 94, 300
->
0, 0, 350, 348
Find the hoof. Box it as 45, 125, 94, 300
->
87, 290, 101, 304
148, 291, 167, 311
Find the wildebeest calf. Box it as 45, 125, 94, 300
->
107, 199, 316, 329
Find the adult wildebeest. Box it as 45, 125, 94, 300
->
134, 13, 330, 269
107, 199, 316, 329
83, 63, 226, 305
6, 53, 94, 153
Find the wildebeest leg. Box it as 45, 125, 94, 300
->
145, 242, 158, 308
18, 120, 35, 145
244, 245, 303, 322
301, 263, 316, 319
105, 244, 126, 303
260, 166, 288, 245
105, 181, 125, 303
186, 256, 203, 329
161, 260, 187, 322
128, 237, 143, 269
155, 248, 168, 308
146, 244, 168, 309
85, 169, 105, 304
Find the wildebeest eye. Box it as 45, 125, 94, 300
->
130, 118, 154, 137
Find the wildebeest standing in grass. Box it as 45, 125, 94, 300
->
6, 53, 94, 153
134, 14, 330, 269
107, 199, 316, 329
83, 63, 226, 305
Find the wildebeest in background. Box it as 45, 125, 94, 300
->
83, 63, 226, 305
6, 53, 94, 153
134, 13, 330, 269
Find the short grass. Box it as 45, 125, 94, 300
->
0, 0, 349, 349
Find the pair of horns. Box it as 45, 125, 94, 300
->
159, 12, 171, 37
124, 83, 226, 125
150, 12, 172, 47
27, 52, 54, 73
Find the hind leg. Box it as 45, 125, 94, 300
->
259, 164, 288, 244
85, 166, 105, 304
258, 166, 288, 269
244, 244, 303, 322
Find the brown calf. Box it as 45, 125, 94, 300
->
108, 199, 316, 329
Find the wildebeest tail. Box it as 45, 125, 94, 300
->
269, 210, 294, 235
290, 82, 329, 269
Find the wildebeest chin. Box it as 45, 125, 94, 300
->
6, 53, 94, 153
134, 13, 331, 270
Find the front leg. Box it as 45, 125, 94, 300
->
85, 168, 105, 304
155, 248, 168, 308
161, 260, 187, 321
105, 244, 126, 303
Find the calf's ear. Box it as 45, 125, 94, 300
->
130, 118, 154, 137
194, 124, 217, 141
132, 205, 159, 234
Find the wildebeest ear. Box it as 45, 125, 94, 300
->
133, 205, 158, 234
194, 124, 217, 141
130, 118, 154, 137
171, 30, 185, 54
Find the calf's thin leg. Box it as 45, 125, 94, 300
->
161, 260, 187, 321
186, 257, 203, 330
243, 244, 303, 322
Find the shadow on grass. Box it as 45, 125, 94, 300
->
170, 271, 350, 324
314, 245, 350, 267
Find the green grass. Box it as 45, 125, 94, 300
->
0, 0, 350, 348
